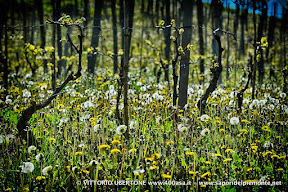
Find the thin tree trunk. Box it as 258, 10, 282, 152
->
197, 0, 204, 76
226, 1, 230, 82
56, 0, 63, 76
123, 0, 134, 140
257, 0, 267, 85
36, 0, 47, 72
179, 0, 193, 109
87, 0, 102, 74
164, 0, 171, 83
252, 1, 257, 100
111, 0, 118, 74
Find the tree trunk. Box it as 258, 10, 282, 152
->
257, 0, 267, 85
111, 0, 118, 74
164, 0, 171, 83
56, 0, 63, 76
51, 0, 56, 91
36, 0, 47, 72
197, 0, 204, 76
87, 0, 102, 74
252, 1, 257, 100
239, 6, 245, 58
83, 0, 89, 27
211, 0, 223, 85
178, 0, 193, 109
123, 0, 134, 140
233, 1, 240, 37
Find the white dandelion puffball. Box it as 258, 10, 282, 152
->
0, 134, 3, 144
28, 145, 36, 153
177, 124, 188, 132
200, 128, 210, 136
116, 125, 127, 135
35, 153, 44, 162
42, 166, 53, 175
94, 124, 101, 132
230, 117, 240, 125
20, 162, 34, 173
200, 114, 209, 121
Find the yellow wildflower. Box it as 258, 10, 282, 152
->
111, 149, 121, 154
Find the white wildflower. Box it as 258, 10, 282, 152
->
116, 125, 127, 135
20, 162, 34, 173
28, 145, 36, 153
94, 124, 101, 132
0, 134, 3, 144
42, 166, 53, 175
230, 117, 240, 125
35, 153, 44, 162
200, 128, 210, 136
200, 114, 209, 121
23, 89, 31, 98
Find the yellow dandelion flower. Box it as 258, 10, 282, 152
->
225, 148, 233, 153
145, 157, 154, 161
36, 176, 46, 181
162, 173, 172, 179
200, 171, 210, 178
186, 151, 195, 156
89, 118, 96, 122
111, 148, 121, 154
189, 171, 197, 175
75, 151, 82, 156
223, 158, 233, 162
219, 129, 225, 133
241, 119, 250, 123
221, 145, 226, 149
129, 148, 137, 153
277, 168, 284, 171
215, 153, 222, 157
263, 151, 272, 157
97, 166, 102, 170
241, 129, 248, 133
247, 168, 253, 172
152, 153, 161, 160
167, 141, 174, 145
23, 187, 29, 191
149, 165, 158, 170
271, 155, 280, 159
98, 144, 110, 149
82, 169, 89, 174
49, 138, 56, 143
112, 140, 121, 145
205, 161, 211, 165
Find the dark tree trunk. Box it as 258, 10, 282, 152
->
51, 0, 56, 91
83, 0, 89, 27
123, 0, 135, 140
197, 0, 204, 76
111, 0, 118, 74
234, 1, 240, 37
226, 1, 230, 81
1, 1, 9, 94
211, 0, 223, 84
178, 0, 193, 109
87, 0, 102, 74
36, 0, 47, 72
74, 0, 78, 16
30, 3, 36, 44
21, 0, 28, 43
164, 0, 171, 83
252, 1, 257, 100
266, 2, 276, 58
56, 0, 63, 76
239, 6, 245, 58
257, 0, 267, 85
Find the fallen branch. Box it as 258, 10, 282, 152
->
16, 19, 84, 144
